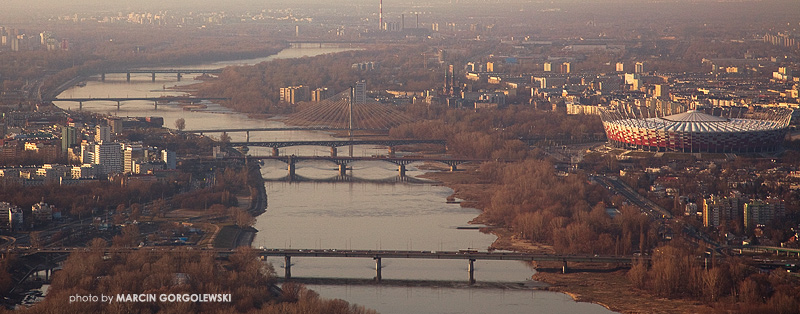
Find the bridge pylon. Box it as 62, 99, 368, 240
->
374, 257, 382, 282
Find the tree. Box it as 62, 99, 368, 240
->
219, 132, 231, 143
231, 208, 255, 228
174, 118, 186, 130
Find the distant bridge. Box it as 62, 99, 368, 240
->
49, 96, 230, 110
229, 139, 446, 156
98, 69, 223, 82
226, 155, 483, 177
7, 247, 641, 284
188, 127, 389, 140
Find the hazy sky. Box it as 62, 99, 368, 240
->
1, 0, 797, 23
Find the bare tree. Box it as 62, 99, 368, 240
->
174, 118, 186, 130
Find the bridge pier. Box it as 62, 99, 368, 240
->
338, 164, 348, 176
330, 146, 337, 157
562, 260, 568, 274
79, 101, 83, 110
387, 146, 395, 156
245, 131, 250, 143
100, 73, 105, 81
468, 259, 476, 284
126, 72, 131, 82
152, 72, 156, 82
284, 256, 292, 279
153, 101, 158, 110
272, 147, 279, 157
398, 164, 406, 177
288, 162, 296, 178
374, 257, 382, 282
450, 165, 458, 172
177, 73, 182, 81
116, 101, 121, 111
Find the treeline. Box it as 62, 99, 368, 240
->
389, 104, 604, 159
478, 160, 655, 255
628, 244, 800, 314
10, 245, 374, 314
0, 179, 186, 218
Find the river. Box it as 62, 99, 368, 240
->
53, 47, 615, 314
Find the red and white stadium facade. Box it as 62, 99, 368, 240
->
599, 108, 793, 153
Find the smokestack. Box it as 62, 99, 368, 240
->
379, 0, 383, 30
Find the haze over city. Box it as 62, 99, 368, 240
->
0, 0, 799, 313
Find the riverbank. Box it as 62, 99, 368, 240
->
419, 164, 710, 314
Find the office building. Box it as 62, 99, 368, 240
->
124, 143, 144, 174
93, 142, 123, 174
635, 62, 645, 73
162, 149, 176, 170
279, 85, 310, 104
62, 126, 77, 153
354, 80, 367, 104
95, 125, 111, 143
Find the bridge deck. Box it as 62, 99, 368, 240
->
188, 127, 388, 133
49, 96, 230, 102
230, 139, 446, 148
10, 248, 641, 264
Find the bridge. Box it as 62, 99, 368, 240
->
229, 139, 446, 156
48, 96, 230, 110
188, 127, 389, 141
98, 69, 223, 82
230, 155, 483, 177
6, 247, 641, 284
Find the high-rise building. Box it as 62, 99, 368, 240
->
560, 62, 571, 74
635, 62, 645, 73
486, 62, 495, 72
654, 84, 670, 99
95, 125, 111, 143
702, 196, 740, 228
80, 142, 95, 164
354, 80, 367, 104
123, 143, 144, 174
543, 62, 552, 72
1, 202, 24, 231
279, 85, 310, 104
61, 126, 77, 153
616, 62, 625, 72
94, 142, 123, 174
0, 202, 17, 230
744, 199, 785, 229
312, 88, 331, 102
162, 149, 176, 170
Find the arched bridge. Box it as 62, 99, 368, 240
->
231, 139, 445, 148
229, 155, 484, 177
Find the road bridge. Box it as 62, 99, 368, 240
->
231, 155, 482, 178
188, 127, 389, 141
98, 69, 223, 82
229, 139, 446, 157
49, 96, 230, 110
6, 247, 641, 284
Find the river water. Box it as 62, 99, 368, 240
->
54, 47, 615, 314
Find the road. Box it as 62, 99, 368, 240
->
592, 175, 720, 249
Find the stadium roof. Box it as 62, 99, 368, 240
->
660, 110, 729, 123
608, 111, 787, 133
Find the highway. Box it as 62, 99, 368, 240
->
592, 175, 720, 249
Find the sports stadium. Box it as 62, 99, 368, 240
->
599, 107, 793, 153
